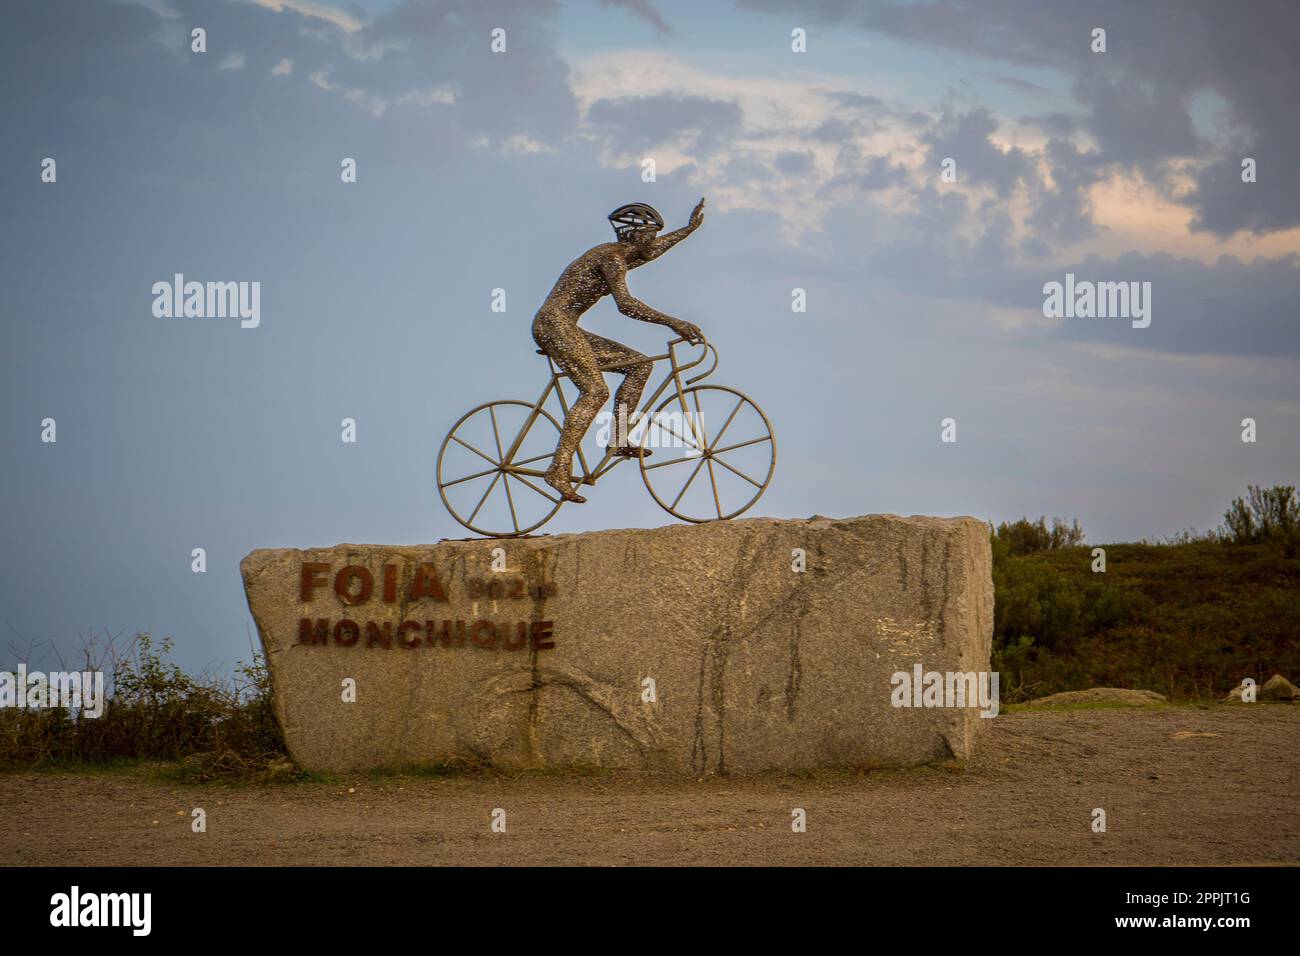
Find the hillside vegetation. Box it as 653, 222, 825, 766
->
992, 486, 1300, 701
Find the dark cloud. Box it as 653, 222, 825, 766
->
1026, 139, 1106, 245
741, 0, 1300, 236
819, 152, 906, 196
809, 116, 858, 142
344, 0, 578, 142
774, 149, 815, 175
1071, 73, 1200, 167
802, 168, 1300, 360
1050, 251, 1300, 358
982, 73, 1051, 95
815, 87, 924, 129
818, 89, 887, 110
1021, 112, 1076, 137
598, 0, 673, 36
921, 108, 1033, 197
1, 0, 581, 166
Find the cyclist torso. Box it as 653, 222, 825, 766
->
534, 243, 640, 327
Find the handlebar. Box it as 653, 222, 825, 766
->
667, 336, 718, 385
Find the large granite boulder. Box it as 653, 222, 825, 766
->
242, 514, 994, 774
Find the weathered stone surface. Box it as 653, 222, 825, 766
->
242, 514, 993, 774
1261, 674, 1300, 701
1224, 675, 1300, 702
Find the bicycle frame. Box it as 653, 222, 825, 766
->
504, 337, 719, 488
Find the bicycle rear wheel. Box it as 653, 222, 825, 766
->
437, 400, 564, 537
639, 385, 775, 522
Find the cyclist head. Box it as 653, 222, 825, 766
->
609, 202, 664, 244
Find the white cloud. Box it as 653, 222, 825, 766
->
470, 134, 557, 155
396, 86, 456, 108
115, 0, 180, 18
243, 0, 362, 34
570, 50, 924, 240
219, 52, 246, 71
310, 69, 386, 117
271, 57, 294, 76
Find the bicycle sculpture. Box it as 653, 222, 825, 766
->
438, 199, 775, 538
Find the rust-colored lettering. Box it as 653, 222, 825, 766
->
298, 618, 329, 645
399, 620, 422, 648
426, 620, 466, 648
333, 619, 360, 647
383, 564, 398, 603
334, 566, 373, 606
410, 563, 448, 601
301, 562, 331, 601
530, 620, 555, 650
472, 619, 497, 648
366, 621, 393, 649
503, 621, 528, 651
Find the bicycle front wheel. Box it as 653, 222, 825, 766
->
639, 385, 775, 523
437, 400, 564, 537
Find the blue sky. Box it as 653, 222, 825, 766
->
2, 0, 1297, 675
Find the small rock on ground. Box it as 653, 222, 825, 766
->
1024, 687, 1167, 708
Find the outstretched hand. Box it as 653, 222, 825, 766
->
689, 197, 706, 230
673, 319, 705, 345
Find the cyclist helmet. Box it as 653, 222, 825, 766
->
608, 202, 664, 240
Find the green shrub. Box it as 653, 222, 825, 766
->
992, 516, 1086, 557
0, 632, 285, 779
1221, 484, 1299, 555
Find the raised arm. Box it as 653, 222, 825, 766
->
644, 197, 705, 262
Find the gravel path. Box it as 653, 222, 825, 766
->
3, 706, 1296, 866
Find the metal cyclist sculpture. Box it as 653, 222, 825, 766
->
438, 199, 776, 538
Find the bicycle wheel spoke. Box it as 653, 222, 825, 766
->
441, 464, 501, 488
643, 453, 704, 471
711, 453, 764, 489
690, 388, 708, 450
501, 467, 520, 533
488, 405, 505, 460
468, 471, 503, 524
509, 472, 561, 504
708, 396, 746, 452
510, 450, 553, 467
653, 417, 702, 451
670, 457, 708, 510
705, 457, 723, 518
711, 434, 772, 456
451, 434, 499, 467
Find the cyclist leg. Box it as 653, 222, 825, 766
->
584, 331, 653, 457
535, 317, 608, 502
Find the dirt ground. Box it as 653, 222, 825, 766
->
2, 706, 1296, 866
